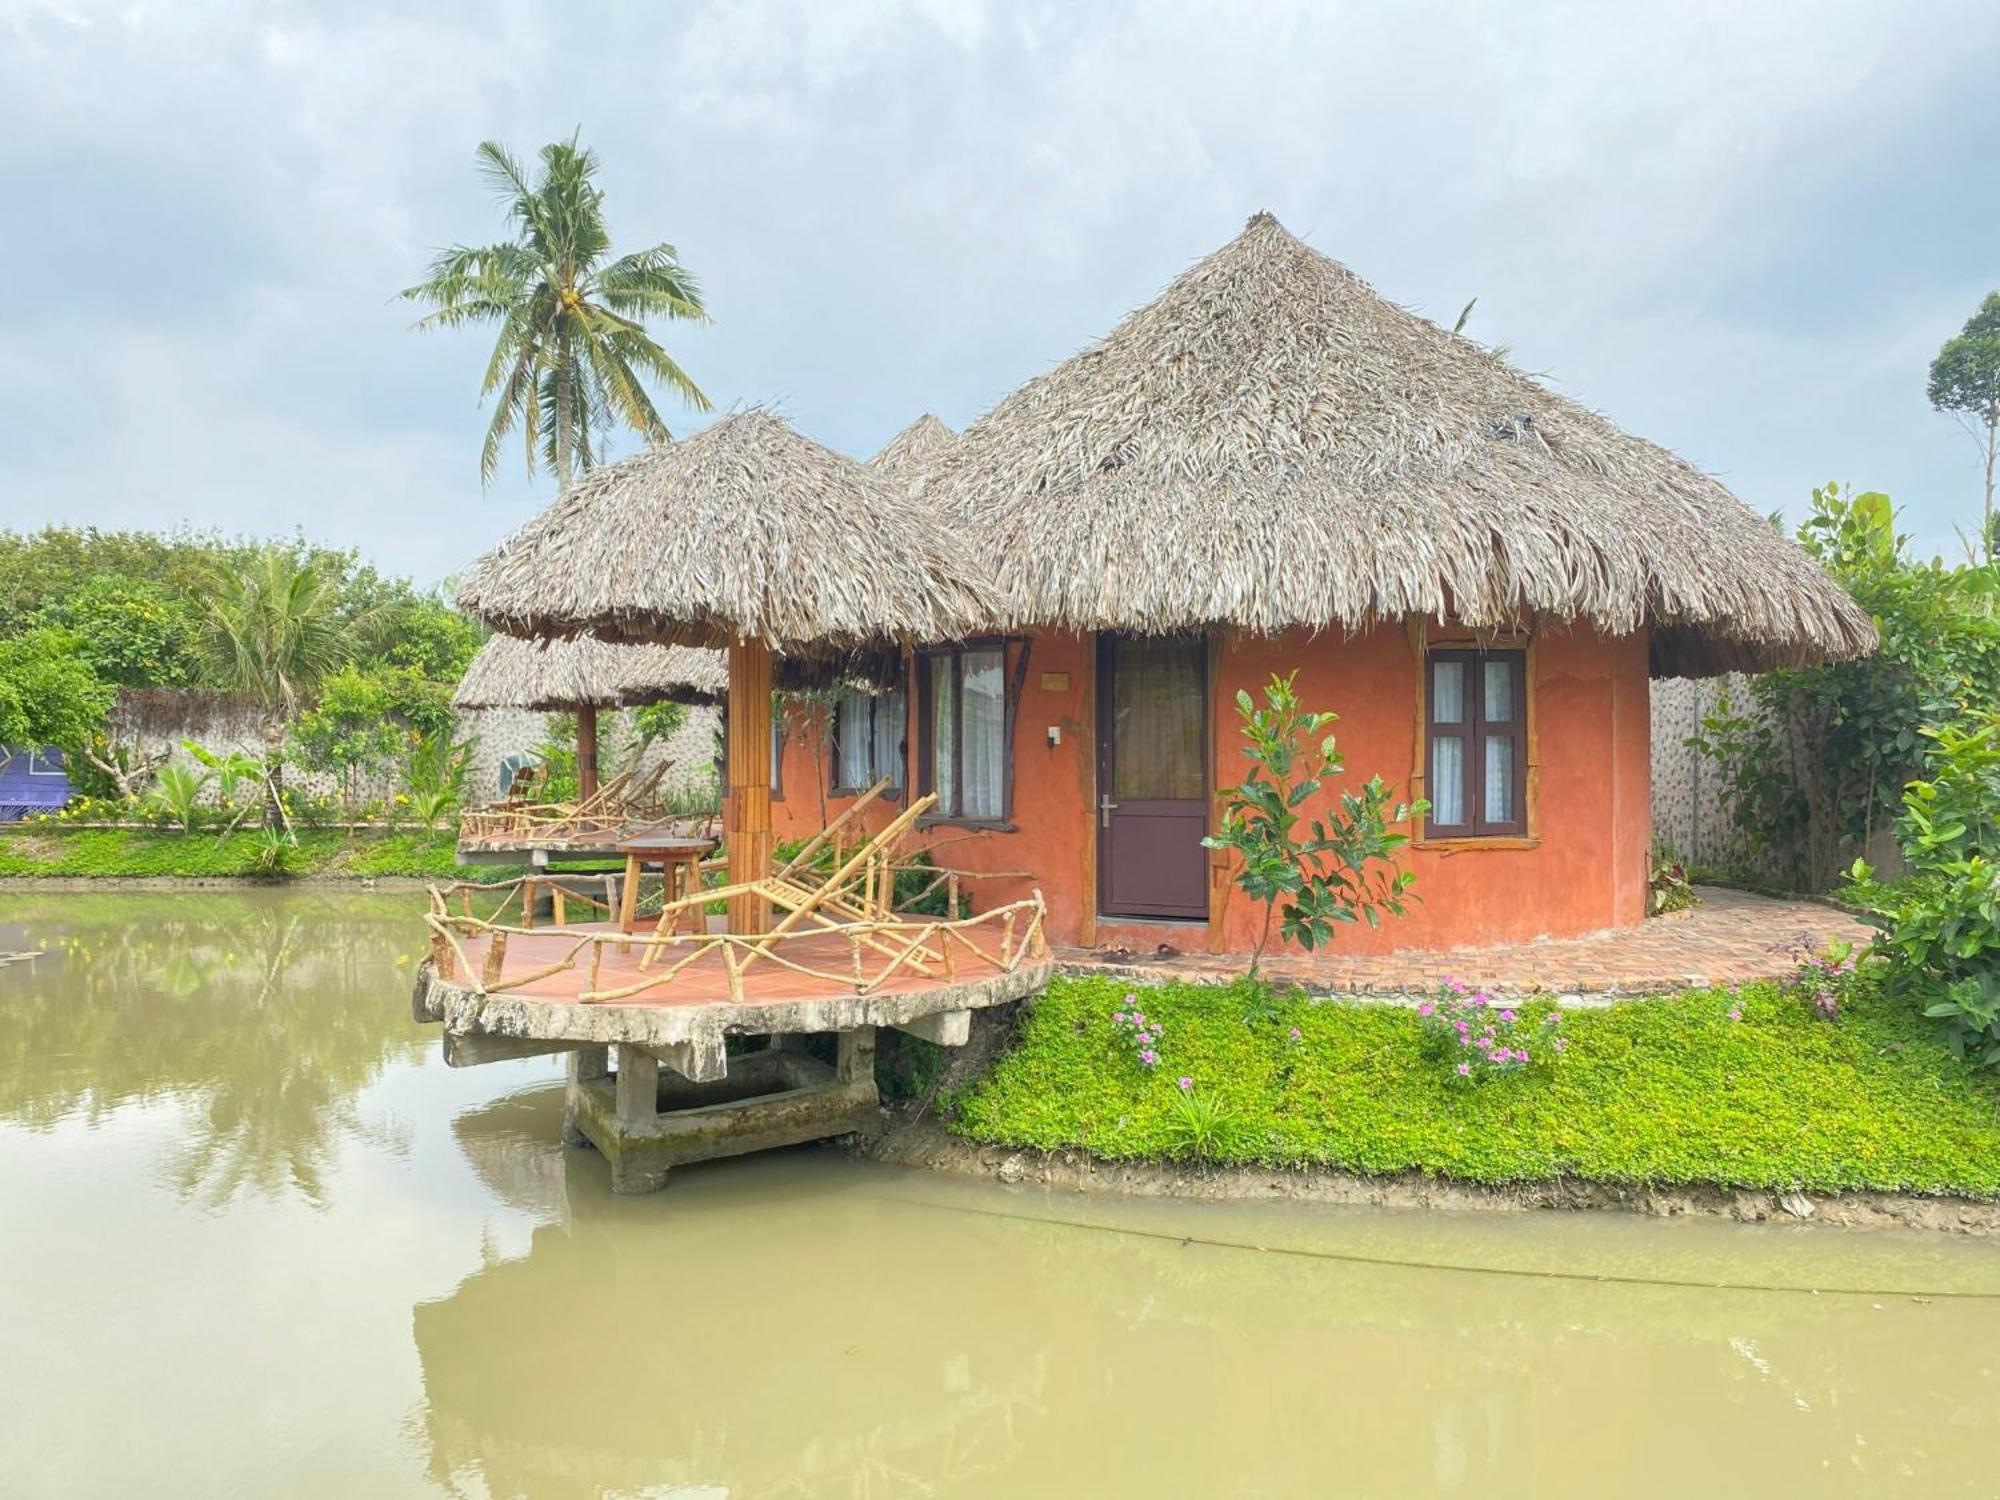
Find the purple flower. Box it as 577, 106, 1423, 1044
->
1140, 1049, 1158, 1066
1475, 1035, 1493, 1051
1417, 1001, 1436, 1018
1177, 1076, 1193, 1092
1497, 1009, 1516, 1024
1456, 1062, 1472, 1077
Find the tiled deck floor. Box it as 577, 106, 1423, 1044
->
1058, 887, 1872, 998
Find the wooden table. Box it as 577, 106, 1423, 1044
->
615, 834, 719, 938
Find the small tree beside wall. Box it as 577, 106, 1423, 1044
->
1203, 671, 1426, 973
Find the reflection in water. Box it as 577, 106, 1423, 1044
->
413, 1146, 2000, 1499
6, 890, 2000, 1497
0, 890, 430, 1206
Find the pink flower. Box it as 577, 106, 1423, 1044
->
1140, 1049, 1157, 1066
1728, 1008, 1743, 1022
1289, 1027, 1302, 1041
1456, 1062, 1472, 1077
1553, 1038, 1568, 1054
1497, 1009, 1516, 1024
1177, 1076, 1193, 1092
1475, 1035, 1493, 1051
1417, 1001, 1436, 1017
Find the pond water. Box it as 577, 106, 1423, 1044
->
5, 889, 2000, 1497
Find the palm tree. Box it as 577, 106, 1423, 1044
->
403, 134, 712, 488
202, 549, 355, 826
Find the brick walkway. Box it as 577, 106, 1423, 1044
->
1057, 887, 1873, 999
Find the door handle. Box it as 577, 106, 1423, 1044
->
1099, 795, 1119, 829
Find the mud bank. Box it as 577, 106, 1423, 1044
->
863, 1115, 2000, 1237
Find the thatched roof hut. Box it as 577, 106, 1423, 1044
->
456, 408, 992, 654
868, 413, 958, 497
452, 634, 725, 712
929, 212, 1876, 677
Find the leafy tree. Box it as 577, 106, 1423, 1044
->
402, 134, 711, 488
294, 666, 457, 816
1850, 716, 2000, 1064
0, 627, 114, 757
201, 549, 359, 825
1929, 292, 2000, 564
33, 574, 204, 687
1692, 484, 2000, 888
1203, 672, 1425, 972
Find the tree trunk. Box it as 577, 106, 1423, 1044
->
1984, 408, 1997, 565
262, 721, 287, 829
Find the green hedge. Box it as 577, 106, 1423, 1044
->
0, 827, 523, 880
955, 975, 2000, 1196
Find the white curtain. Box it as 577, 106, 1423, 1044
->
1431, 736, 1465, 824
931, 664, 957, 816
873, 690, 907, 790
961, 649, 1005, 818
836, 691, 872, 788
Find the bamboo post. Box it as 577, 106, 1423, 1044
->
576, 703, 600, 804
849, 932, 865, 992
552, 886, 567, 926
481, 929, 509, 989
587, 938, 603, 997
725, 637, 774, 934
721, 941, 747, 1002
522, 877, 537, 930
877, 856, 895, 918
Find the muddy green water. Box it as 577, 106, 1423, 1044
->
5, 890, 2000, 1497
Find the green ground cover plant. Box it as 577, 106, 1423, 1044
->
954, 973, 2000, 1195
0, 827, 524, 881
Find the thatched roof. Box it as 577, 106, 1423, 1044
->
868, 413, 958, 497
929, 212, 1877, 677
457, 409, 993, 654
453, 633, 725, 712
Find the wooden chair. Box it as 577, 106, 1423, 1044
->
632, 780, 942, 976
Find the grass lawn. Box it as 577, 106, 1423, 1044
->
954, 974, 2000, 1197
0, 826, 529, 881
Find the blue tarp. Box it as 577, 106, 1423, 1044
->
0, 747, 72, 820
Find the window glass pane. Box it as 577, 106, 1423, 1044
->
874, 690, 906, 790
961, 649, 1006, 819
1484, 735, 1515, 824
1110, 636, 1205, 800
929, 660, 956, 817
1431, 735, 1465, 824
1431, 660, 1465, 724
1483, 659, 1516, 724
836, 691, 872, 787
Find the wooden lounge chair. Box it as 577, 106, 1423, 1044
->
633, 781, 944, 976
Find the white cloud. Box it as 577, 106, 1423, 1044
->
1, 0, 1996, 579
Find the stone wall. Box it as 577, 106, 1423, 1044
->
1650, 674, 1754, 868
108, 689, 721, 810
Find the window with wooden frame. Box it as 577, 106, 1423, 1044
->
1424, 648, 1527, 838
830, 687, 907, 796
917, 643, 1021, 823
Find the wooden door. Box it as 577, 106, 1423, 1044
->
1096, 634, 1208, 920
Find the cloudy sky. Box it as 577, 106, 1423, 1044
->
4, 0, 1997, 583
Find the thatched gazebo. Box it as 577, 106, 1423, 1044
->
868, 413, 958, 497
453, 635, 725, 802
457, 408, 992, 928
929, 211, 1876, 677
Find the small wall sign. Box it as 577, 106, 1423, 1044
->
1040, 672, 1070, 691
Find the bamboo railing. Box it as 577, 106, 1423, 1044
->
422, 876, 1048, 1005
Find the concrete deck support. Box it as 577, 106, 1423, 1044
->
563, 1028, 883, 1194
562, 1045, 610, 1148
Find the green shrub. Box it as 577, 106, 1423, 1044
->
1851, 716, 2000, 1063
1202, 671, 1424, 971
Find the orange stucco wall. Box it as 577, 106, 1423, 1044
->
770, 622, 1652, 957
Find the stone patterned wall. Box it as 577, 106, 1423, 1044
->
113, 696, 721, 810
1650, 674, 1752, 867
